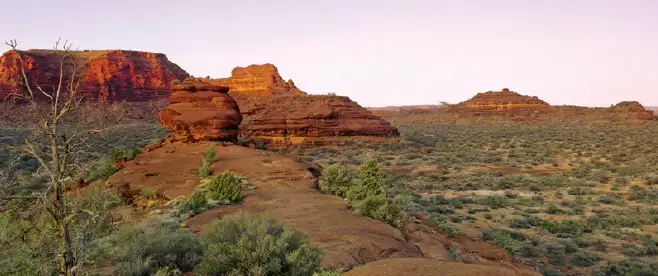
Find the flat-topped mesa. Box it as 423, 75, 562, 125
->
0, 49, 189, 102
446, 88, 550, 117
158, 77, 242, 142
209, 63, 305, 98
238, 94, 400, 146
457, 88, 549, 107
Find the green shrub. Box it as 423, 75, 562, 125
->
593, 259, 658, 276
198, 145, 216, 178
483, 229, 524, 254
538, 267, 562, 276
347, 159, 386, 202
479, 195, 510, 209
203, 145, 216, 163
545, 243, 566, 266
519, 244, 543, 257
87, 160, 119, 181
560, 240, 578, 253
509, 215, 542, 229
549, 220, 586, 238
99, 220, 203, 275
319, 164, 353, 197
109, 148, 142, 162
198, 162, 212, 178
179, 190, 208, 215
567, 186, 591, 195
570, 251, 602, 267
195, 212, 322, 276
204, 171, 245, 204
141, 187, 158, 199
353, 194, 405, 226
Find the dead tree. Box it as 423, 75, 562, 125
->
1, 38, 115, 276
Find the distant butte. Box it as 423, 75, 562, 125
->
450, 88, 550, 116
371, 88, 656, 121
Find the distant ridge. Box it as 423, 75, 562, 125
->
367, 104, 445, 111
371, 88, 656, 121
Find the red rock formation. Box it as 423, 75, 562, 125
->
607, 101, 656, 120
158, 78, 242, 142
448, 88, 550, 117
208, 63, 304, 98
237, 94, 399, 145
0, 49, 189, 102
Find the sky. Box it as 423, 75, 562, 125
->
1, 0, 657, 107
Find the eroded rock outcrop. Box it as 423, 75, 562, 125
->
448, 88, 550, 117
237, 94, 400, 145
207, 63, 304, 98
158, 78, 242, 142
0, 49, 189, 102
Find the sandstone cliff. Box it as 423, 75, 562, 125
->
206, 63, 304, 98
0, 49, 189, 102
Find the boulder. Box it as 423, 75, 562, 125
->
158, 78, 242, 142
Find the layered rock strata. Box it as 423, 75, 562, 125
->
0, 49, 189, 102
158, 78, 242, 142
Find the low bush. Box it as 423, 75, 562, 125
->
354, 194, 405, 226
109, 148, 141, 162
569, 251, 602, 267
545, 243, 566, 266
509, 215, 542, 229
320, 159, 405, 227
483, 229, 525, 254
87, 160, 119, 181
593, 259, 658, 276
319, 164, 353, 197
204, 171, 245, 204
195, 212, 322, 276
479, 195, 510, 209
179, 190, 209, 215
198, 146, 216, 178
98, 219, 203, 275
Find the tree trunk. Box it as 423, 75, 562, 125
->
55, 180, 73, 276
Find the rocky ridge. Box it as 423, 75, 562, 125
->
0, 49, 189, 102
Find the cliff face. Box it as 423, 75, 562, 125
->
0, 49, 189, 102
207, 63, 304, 98
238, 94, 399, 145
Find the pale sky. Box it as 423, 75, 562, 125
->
1, 0, 656, 107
